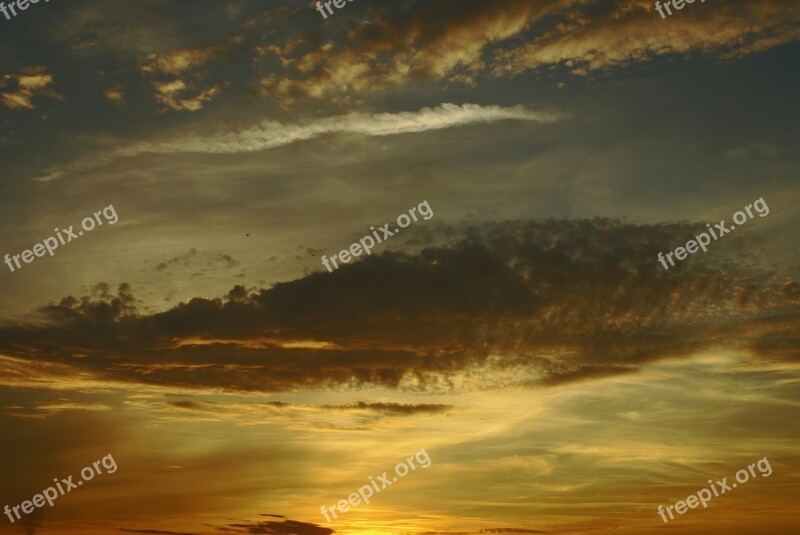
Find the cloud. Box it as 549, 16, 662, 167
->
0, 66, 63, 111
31, 103, 556, 181
493, 0, 800, 76
0, 219, 795, 395
149, 78, 222, 112
140, 40, 240, 76
250, 0, 800, 102
536, 365, 638, 387
479, 530, 547, 534
5, 0, 798, 121
321, 402, 452, 415
222, 519, 333, 535
120, 530, 200, 535
169, 400, 205, 410
156, 248, 200, 271
255, 0, 555, 101
168, 400, 449, 416
152, 248, 239, 273
104, 85, 127, 105
128, 103, 554, 154
136, 36, 243, 111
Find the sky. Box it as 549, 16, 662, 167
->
0, 0, 799, 533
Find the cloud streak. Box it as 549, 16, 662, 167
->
32, 103, 556, 181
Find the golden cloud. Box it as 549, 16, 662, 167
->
140, 37, 243, 75
151, 79, 222, 112
0, 66, 63, 110
493, 0, 800, 75
253, 0, 800, 103
138, 37, 242, 111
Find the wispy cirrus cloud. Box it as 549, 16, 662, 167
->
31, 103, 557, 181
125, 103, 556, 155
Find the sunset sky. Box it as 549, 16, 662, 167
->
1, 1, 799, 534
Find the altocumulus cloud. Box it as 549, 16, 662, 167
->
0, 219, 796, 394
32, 103, 558, 182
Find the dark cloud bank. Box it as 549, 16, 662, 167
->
0, 219, 796, 393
